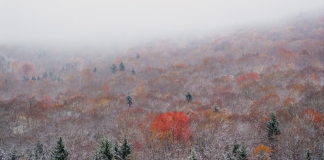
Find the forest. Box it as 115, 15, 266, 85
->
0, 12, 324, 160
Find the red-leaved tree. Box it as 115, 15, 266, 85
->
150, 112, 190, 142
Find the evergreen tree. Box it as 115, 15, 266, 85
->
51, 137, 68, 160
223, 144, 231, 160
267, 113, 281, 139
94, 152, 100, 160
119, 62, 125, 71
232, 139, 240, 157
113, 141, 120, 160
111, 64, 117, 73
131, 68, 135, 75
32, 141, 45, 160
126, 93, 132, 107
9, 147, 18, 160
94, 138, 113, 160
306, 149, 311, 160
120, 137, 131, 160
238, 143, 248, 160
212, 104, 219, 112
189, 148, 197, 160
185, 92, 192, 103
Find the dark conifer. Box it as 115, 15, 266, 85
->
189, 148, 197, 160
212, 104, 219, 112
51, 137, 68, 160
238, 143, 248, 160
120, 136, 131, 160
267, 113, 280, 139
126, 93, 132, 107
94, 138, 113, 160
111, 64, 117, 73
232, 139, 240, 157
306, 149, 311, 160
32, 141, 44, 160
113, 141, 120, 160
9, 147, 18, 160
185, 92, 192, 103
119, 62, 125, 71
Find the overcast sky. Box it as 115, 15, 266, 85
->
1, 0, 323, 47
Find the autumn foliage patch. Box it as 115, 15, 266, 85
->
304, 108, 323, 123
237, 73, 260, 83
150, 112, 190, 142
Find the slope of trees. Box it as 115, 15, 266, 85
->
0, 12, 324, 159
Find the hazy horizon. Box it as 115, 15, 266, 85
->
1, 0, 324, 47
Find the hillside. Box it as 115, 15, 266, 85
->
0, 13, 324, 159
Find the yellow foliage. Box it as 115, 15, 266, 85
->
67, 75, 74, 81
200, 109, 230, 130
98, 99, 110, 106
286, 26, 295, 33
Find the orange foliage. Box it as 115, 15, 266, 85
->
66, 94, 86, 103
286, 84, 304, 93
283, 98, 295, 107
253, 144, 273, 159
262, 93, 280, 102
304, 108, 323, 123
134, 82, 147, 98
237, 73, 260, 83
309, 74, 320, 82
150, 112, 190, 142
173, 63, 187, 69
53, 104, 64, 108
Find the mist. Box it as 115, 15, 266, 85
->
1, 0, 324, 47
